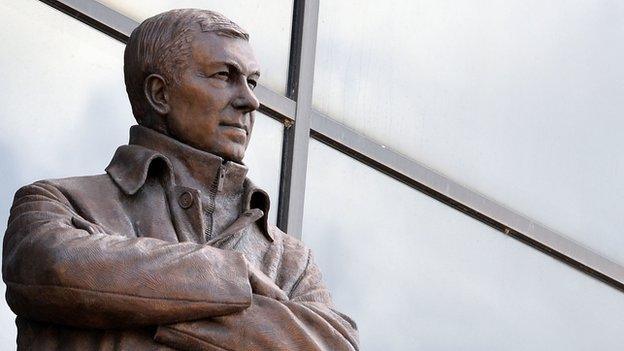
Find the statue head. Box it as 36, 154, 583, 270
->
124, 9, 260, 163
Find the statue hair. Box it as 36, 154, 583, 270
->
124, 9, 249, 126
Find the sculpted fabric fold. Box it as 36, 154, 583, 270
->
3, 126, 359, 350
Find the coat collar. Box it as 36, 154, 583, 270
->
127, 125, 248, 195
105, 125, 273, 241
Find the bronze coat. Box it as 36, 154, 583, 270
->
3, 127, 359, 350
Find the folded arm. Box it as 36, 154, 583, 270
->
3, 181, 252, 329
155, 248, 360, 351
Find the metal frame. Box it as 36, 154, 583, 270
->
310, 111, 624, 291
276, 0, 319, 237
255, 85, 296, 124
39, 0, 134, 41
39, 0, 624, 293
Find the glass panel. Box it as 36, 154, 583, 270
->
96, 0, 293, 95
0, 0, 131, 344
0, 0, 284, 344
244, 113, 283, 225
303, 139, 624, 350
313, 1, 624, 263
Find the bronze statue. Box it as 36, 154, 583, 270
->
3, 9, 359, 350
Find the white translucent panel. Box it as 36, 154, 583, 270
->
313, 1, 624, 264
96, 0, 292, 95
0, 1, 284, 346
244, 113, 283, 225
302, 139, 624, 351
0, 0, 131, 346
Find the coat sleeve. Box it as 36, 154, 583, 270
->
2, 181, 253, 329
154, 248, 360, 351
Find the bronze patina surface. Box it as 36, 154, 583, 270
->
3, 9, 358, 350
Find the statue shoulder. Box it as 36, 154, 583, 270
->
267, 224, 310, 254
12, 173, 121, 208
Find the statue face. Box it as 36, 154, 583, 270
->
165, 32, 260, 162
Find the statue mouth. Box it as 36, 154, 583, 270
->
219, 122, 248, 134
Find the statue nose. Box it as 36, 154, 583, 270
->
233, 96, 259, 111
232, 83, 260, 112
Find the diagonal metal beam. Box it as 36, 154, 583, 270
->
310, 109, 624, 293
39, 0, 134, 41
255, 85, 296, 124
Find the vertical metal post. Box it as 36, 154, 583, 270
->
276, 0, 319, 238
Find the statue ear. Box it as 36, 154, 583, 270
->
144, 74, 170, 115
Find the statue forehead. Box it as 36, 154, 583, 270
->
188, 31, 260, 73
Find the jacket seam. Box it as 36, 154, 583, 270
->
5, 281, 250, 305
273, 242, 285, 282
288, 248, 311, 299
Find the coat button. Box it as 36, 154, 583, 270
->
178, 191, 194, 209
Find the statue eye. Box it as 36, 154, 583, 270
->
247, 79, 257, 90
214, 71, 230, 80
